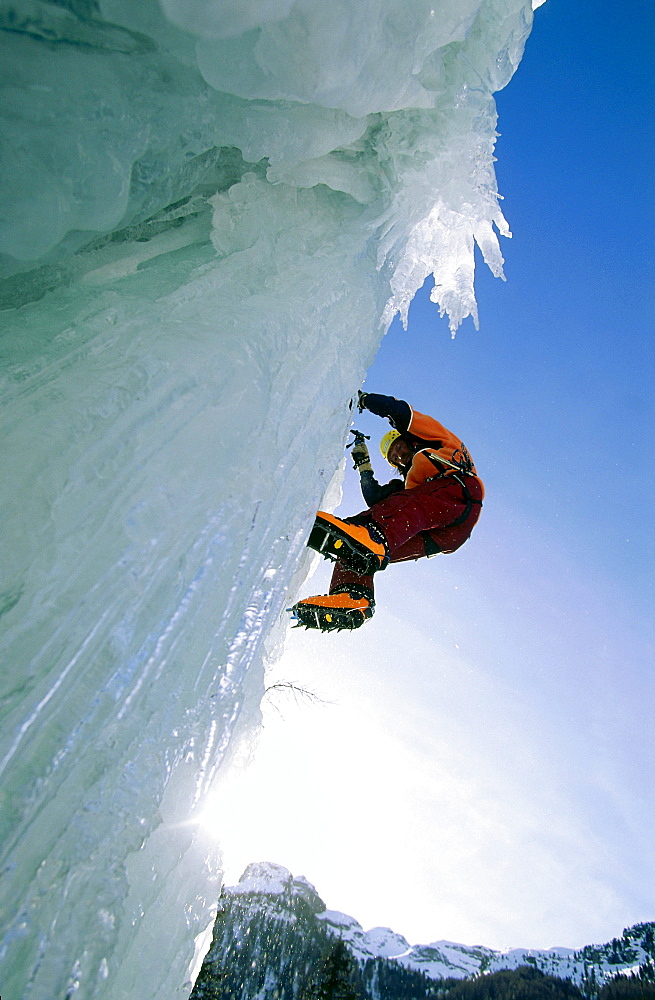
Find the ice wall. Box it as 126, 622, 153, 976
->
0, 1, 535, 997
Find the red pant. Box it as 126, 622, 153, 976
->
330, 475, 482, 597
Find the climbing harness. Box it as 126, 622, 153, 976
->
419, 447, 483, 557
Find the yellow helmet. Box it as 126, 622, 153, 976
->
380, 429, 401, 464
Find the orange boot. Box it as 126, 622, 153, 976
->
289, 588, 374, 632
307, 512, 389, 575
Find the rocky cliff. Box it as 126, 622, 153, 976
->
190, 864, 655, 999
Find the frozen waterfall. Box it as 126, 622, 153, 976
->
0, 1, 535, 997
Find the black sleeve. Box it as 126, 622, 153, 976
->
361, 393, 411, 433
359, 470, 405, 507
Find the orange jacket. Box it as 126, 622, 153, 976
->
361, 393, 484, 498
404, 408, 485, 498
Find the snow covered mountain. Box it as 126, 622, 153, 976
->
192, 863, 655, 999
1, 2, 538, 998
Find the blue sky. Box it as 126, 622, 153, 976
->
211, 0, 655, 951
366, 0, 654, 605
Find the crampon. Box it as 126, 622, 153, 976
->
287, 590, 374, 632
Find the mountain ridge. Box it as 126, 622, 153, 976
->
191, 863, 655, 998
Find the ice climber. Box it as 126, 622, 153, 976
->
289, 392, 484, 631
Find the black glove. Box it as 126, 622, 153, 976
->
357, 390, 368, 413
351, 439, 373, 473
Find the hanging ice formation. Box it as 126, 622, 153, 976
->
0, 1, 537, 997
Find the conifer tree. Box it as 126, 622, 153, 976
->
299, 940, 364, 1000
599, 973, 655, 1000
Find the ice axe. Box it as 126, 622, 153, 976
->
346, 429, 370, 449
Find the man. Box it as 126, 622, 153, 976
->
289, 392, 484, 631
